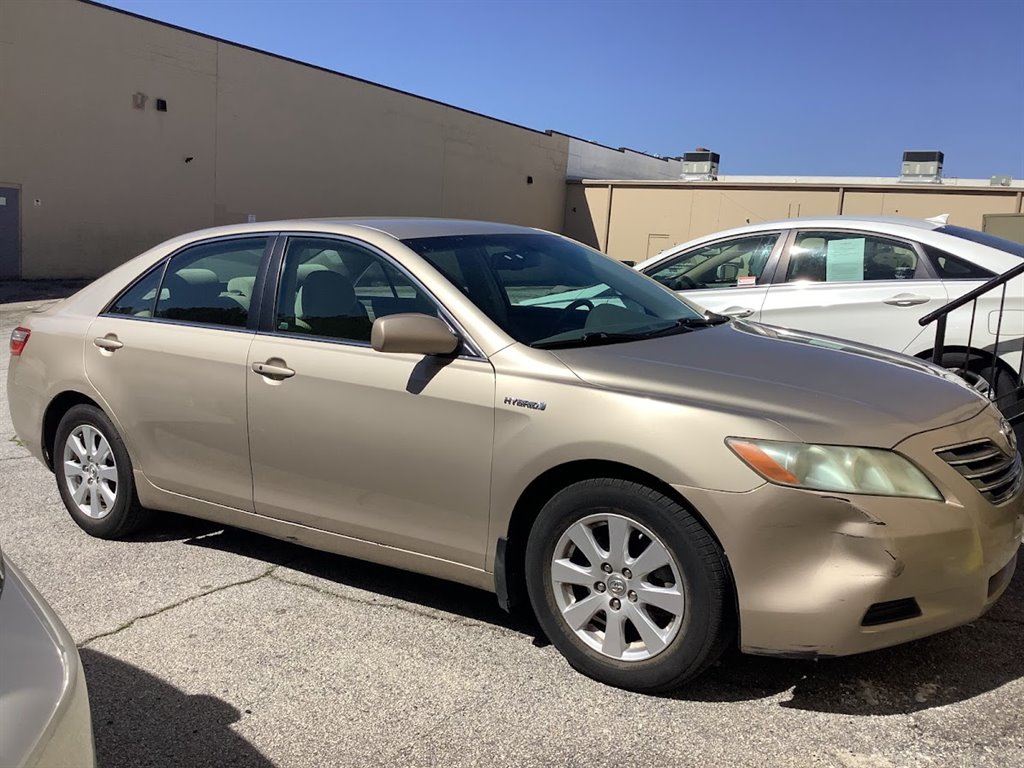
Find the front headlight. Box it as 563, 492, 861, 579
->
727, 438, 943, 501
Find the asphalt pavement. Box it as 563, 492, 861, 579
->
1, 292, 1022, 768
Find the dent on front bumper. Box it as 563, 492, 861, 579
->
0, 558, 95, 768
677, 408, 1023, 658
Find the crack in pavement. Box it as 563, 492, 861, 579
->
75, 559, 521, 650
268, 571, 518, 635
79, 564, 281, 648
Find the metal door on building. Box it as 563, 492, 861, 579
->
0, 187, 21, 278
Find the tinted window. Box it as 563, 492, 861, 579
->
404, 233, 705, 348
154, 238, 268, 328
276, 237, 437, 342
646, 234, 779, 290
786, 232, 920, 283
936, 225, 1024, 258
108, 264, 164, 318
923, 245, 995, 280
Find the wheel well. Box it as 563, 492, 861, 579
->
41, 391, 100, 470
499, 459, 734, 616
914, 345, 1020, 383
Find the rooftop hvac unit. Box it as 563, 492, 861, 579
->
681, 150, 719, 181
900, 150, 944, 183
990, 175, 1012, 187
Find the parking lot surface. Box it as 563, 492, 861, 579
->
2, 295, 1022, 768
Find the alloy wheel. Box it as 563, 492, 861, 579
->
62, 424, 118, 519
550, 512, 684, 661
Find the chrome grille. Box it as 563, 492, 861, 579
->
936, 439, 1023, 506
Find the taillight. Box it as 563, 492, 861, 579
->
10, 327, 30, 356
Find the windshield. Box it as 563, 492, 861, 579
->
936, 225, 1024, 258
402, 233, 709, 348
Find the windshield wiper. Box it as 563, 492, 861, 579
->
533, 331, 651, 349
533, 317, 718, 349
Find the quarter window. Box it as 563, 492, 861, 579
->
154, 238, 268, 328
276, 237, 437, 342
645, 234, 780, 290
107, 264, 164, 318
786, 232, 920, 283
922, 245, 995, 280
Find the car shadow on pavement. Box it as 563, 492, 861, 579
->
675, 552, 1024, 715
81, 649, 277, 768
147, 517, 547, 642
136, 515, 1021, 715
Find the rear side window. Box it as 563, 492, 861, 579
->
786, 232, 920, 282
154, 238, 268, 328
923, 245, 995, 280
108, 265, 164, 318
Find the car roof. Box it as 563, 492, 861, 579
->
634, 215, 1021, 274
697, 216, 943, 239
170, 217, 544, 243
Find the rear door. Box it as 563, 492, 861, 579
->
759, 230, 948, 351
641, 232, 785, 320
85, 235, 273, 511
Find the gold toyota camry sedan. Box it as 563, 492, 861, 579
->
9, 219, 1023, 692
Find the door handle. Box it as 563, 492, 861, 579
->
252, 361, 295, 379
93, 336, 123, 351
719, 306, 755, 318
883, 294, 931, 307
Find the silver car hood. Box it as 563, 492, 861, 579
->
551, 321, 989, 448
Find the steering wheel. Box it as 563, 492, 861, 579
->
669, 275, 698, 290
549, 298, 595, 334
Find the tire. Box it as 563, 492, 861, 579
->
525, 478, 731, 693
940, 353, 1019, 401
53, 404, 151, 539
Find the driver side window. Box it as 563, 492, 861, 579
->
646, 234, 780, 291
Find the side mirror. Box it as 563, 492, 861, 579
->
717, 263, 739, 282
371, 313, 459, 356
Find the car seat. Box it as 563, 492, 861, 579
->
297, 270, 372, 341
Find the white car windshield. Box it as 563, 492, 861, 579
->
403, 233, 716, 348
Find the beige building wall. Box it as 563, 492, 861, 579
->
566, 181, 1024, 261
0, 0, 568, 278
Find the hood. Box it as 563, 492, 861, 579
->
551, 321, 988, 448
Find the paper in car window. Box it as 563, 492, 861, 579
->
737, 275, 756, 287
825, 238, 865, 282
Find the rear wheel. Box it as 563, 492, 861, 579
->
525, 478, 731, 692
54, 404, 151, 539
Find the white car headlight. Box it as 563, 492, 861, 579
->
727, 438, 943, 501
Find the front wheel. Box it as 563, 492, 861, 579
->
525, 478, 732, 692
54, 404, 151, 539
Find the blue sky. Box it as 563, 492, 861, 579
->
102, 0, 1024, 178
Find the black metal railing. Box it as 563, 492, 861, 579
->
919, 260, 1024, 424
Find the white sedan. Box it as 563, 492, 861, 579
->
635, 217, 1024, 396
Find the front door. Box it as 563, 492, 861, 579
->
85, 235, 271, 511
0, 187, 21, 278
759, 230, 949, 350
246, 235, 495, 568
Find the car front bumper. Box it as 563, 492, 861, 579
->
677, 406, 1023, 658
0, 557, 95, 768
